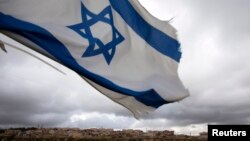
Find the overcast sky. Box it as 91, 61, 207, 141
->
1, 0, 250, 135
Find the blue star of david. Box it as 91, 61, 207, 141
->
68, 3, 125, 65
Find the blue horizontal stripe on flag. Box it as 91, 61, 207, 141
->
110, 0, 181, 62
0, 12, 169, 108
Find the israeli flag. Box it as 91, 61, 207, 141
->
0, 0, 189, 117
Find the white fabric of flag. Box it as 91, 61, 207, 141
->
0, 0, 189, 117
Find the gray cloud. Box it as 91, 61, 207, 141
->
0, 0, 250, 134
133, 0, 249, 127
137, 0, 250, 126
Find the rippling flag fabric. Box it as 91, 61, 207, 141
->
0, 0, 189, 117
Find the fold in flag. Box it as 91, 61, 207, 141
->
0, 39, 7, 53
0, 0, 189, 117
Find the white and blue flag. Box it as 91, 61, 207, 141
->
0, 0, 189, 117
